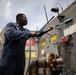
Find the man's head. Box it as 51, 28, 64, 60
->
16, 13, 28, 27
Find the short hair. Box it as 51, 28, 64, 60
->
16, 13, 25, 21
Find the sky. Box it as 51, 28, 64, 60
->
0, 0, 75, 32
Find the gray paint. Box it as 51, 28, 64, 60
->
39, 1, 76, 73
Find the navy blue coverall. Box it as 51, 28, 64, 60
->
1, 22, 31, 75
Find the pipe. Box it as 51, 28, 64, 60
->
28, 53, 64, 75
29, 57, 47, 75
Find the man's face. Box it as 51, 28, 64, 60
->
20, 14, 28, 26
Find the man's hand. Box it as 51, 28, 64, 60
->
31, 32, 38, 37
48, 26, 54, 30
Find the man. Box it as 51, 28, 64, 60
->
1, 13, 53, 75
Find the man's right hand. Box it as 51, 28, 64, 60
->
31, 32, 38, 37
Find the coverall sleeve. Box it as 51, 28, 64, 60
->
4, 22, 31, 40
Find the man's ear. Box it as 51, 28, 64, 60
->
17, 20, 21, 23
18, 19, 21, 22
